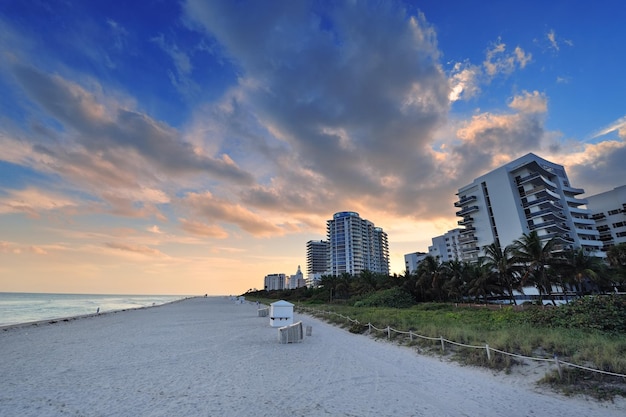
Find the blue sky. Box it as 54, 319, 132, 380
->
1, 0, 625, 295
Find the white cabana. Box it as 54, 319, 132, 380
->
269, 300, 294, 327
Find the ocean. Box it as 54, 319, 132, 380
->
0, 292, 189, 327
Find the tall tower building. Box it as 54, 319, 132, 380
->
326, 211, 389, 276
586, 185, 626, 251
306, 240, 329, 287
454, 153, 602, 261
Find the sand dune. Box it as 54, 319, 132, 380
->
1, 297, 623, 416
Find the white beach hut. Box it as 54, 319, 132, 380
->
269, 300, 294, 327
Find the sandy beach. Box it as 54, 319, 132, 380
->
1, 297, 624, 417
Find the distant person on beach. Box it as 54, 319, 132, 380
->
96, 307, 100, 314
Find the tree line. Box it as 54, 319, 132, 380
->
252, 232, 626, 306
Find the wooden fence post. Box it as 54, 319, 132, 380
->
485, 344, 491, 361
554, 354, 563, 380
387, 326, 391, 339
440, 336, 445, 352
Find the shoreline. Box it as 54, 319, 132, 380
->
0, 295, 195, 331
1, 297, 624, 416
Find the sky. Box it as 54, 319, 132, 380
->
1, 0, 625, 296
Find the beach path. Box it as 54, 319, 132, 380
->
0, 296, 623, 417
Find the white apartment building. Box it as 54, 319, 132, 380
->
306, 240, 329, 286
264, 273, 286, 291
326, 211, 389, 276
455, 153, 602, 261
404, 252, 428, 273
428, 229, 463, 262
586, 185, 626, 251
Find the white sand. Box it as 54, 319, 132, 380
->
1, 297, 624, 417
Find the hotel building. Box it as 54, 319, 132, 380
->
428, 229, 463, 262
326, 211, 389, 276
586, 185, 626, 251
454, 153, 602, 261
306, 240, 329, 286
264, 273, 286, 291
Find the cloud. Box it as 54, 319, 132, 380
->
106, 19, 129, 51
546, 29, 573, 52
508, 90, 548, 114
0, 187, 78, 217
448, 61, 481, 102
557, 139, 626, 195
483, 39, 531, 76
3, 0, 624, 254
151, 33, 200, 96
589, 115, 626, 140
0, 240, 52, 255
179, 218, 229, 238
11, 64, 254, 185
448, 90, 549, 179
180, 191, 283, 237
183, 0, 452, 218
104, 241, 167, 257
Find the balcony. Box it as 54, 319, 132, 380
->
530, 220, 571, 233
523, 185, 561, 200
562, 184, 584, 195
454, 195, 477, 207
575, 227, 600, 236
565, 195, 588, 205
526, 208, 566, 221
517, 172, 558, 189
458, 217, 474, 226
458, 234, 477, 244
456, 205, 479, 217
572, 217, 595, 226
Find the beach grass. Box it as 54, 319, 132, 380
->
245, 296, 626, 400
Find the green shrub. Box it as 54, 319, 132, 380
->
353, 287, 414, 308
527, 295, 626, 334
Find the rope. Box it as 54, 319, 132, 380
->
296, 306, 626, 380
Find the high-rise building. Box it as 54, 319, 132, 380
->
404, 251, 428, 273
264, 273, 286, 291
306, 240, 329, 287
326, 211, 389, 276
586, 185, 626, 251
454, 153, 602, 261
428, 229, 463, 262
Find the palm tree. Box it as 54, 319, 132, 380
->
466, 260, 500, 303
482, 242, 519, 305
561, 248, 607, 296
415, 256, 443, 302
511, 231, 561, 305
354, 269, 377, 295
441, 259, 467, 302
607, 243, 626, 291
335, 272, 352, 299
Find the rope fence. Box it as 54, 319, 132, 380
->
297, 306, 626, 381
